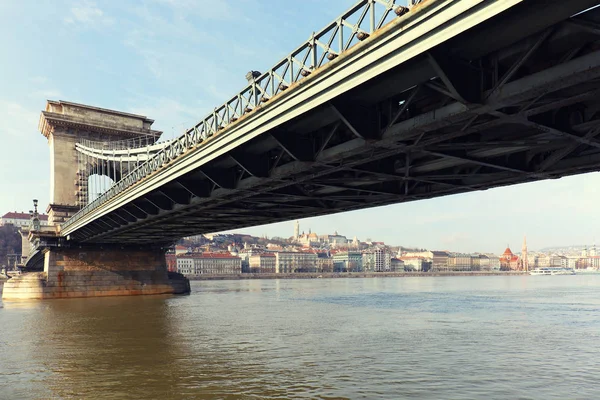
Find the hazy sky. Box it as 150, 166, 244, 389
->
0, 0, 598, 254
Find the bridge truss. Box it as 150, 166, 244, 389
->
62, 0, 600, 245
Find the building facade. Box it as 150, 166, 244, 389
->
576, 256, 600, 269
447, 253, 473, 271
249, 253, 276, 273
1, 212, 50, 227
363, 247, 391, 272
401, 256, 429, 271
390, 258, 404, 271
487, 254, 500, 270
333, 251, 363, 272
477, 254, 491, 271
275, 251, 318, 273
177, 253, 242, 276
431, 251, 450, 271
499, 247, 520, 270
316, 252, 334, 272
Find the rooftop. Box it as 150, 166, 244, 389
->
2, 212, 49, 221
47, 100, 152, 121
177, 252, 241, 259
39, 100, 162, 139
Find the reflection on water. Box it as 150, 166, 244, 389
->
1, 276, 600, 399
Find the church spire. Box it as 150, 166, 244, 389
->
294, 220, 300, 241
521, 235, 528, 272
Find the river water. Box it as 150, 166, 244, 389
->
1, 276, 599, 399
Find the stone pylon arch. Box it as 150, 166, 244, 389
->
38, 100, 161, 224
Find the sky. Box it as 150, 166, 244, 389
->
0, 0, 599, 254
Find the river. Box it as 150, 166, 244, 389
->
1, 275, 599, 399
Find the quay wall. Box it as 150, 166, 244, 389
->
187, 271, 527, 281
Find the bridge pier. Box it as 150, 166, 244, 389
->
1, 100, 191, 300
2, 245, 190, 300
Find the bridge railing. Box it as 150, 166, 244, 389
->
61, 0, 414, 232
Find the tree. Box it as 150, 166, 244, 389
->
0, 225, 21, 267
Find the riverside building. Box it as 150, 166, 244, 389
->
177, 253, 242, 276
333, 251, 363, 272
316, 252, 334, 272
400, 256, 427, 271
275, 251, 318, 273
447, 253, 473, 271
363, 247, 391, 272
431, 251, 450, 271
1, 211, 49, 227
390, 258, 406, 271
500, 247, 521, 270
249, 253, 276, 273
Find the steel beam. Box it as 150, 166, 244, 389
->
537, 127, 600, 171
422, 150, 535, 176
427, 51, 481, 104
329, 102, 380, 139
62, 0, 530, 237
229, 151, 270, 178
145, 193, 174, 211
518, 118, 600, 150
133, 200, 159, 216
158, 188, 191, 206
566, 17, 600, 36
60, 1, 600, 243
199, 167, 239, 190
270, 130, 314, 161
487, 28, 555, 97
175, 179, 213, 198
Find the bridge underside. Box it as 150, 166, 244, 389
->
68, 0, 600, 245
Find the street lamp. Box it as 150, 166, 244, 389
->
31, 199, 40, 231
245, 70, 261, 82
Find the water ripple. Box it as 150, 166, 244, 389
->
1, 276, 600, 398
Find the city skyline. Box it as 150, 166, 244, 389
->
1, 0, 600, 254
224, 171, 600, 253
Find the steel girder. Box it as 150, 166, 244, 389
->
61, 0, 600, 244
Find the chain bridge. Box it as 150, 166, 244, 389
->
5, 0, 600, 299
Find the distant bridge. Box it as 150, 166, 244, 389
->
48, 0, 600, 246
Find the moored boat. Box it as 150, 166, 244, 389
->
530, 267, 576, 276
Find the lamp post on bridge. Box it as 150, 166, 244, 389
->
245, 70, 261, 83
246, 71, 262, 108
29, 199, 40, 232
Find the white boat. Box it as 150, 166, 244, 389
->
530, 268, 552, 276
551, 268, 576, 275
530, 267, 576, 276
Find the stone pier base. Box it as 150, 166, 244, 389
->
2, 246, 190, 300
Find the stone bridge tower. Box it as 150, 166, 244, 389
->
1, 100, 189, 300
38, 100, 161, 224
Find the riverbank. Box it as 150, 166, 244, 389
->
187, 271, 526, 281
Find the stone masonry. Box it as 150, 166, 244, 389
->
1, 100, 190, 300
38, 100, 161, 223
2, 246, 190, 300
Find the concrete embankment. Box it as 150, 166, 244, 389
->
188, 271, 526, 281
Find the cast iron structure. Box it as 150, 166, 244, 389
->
58, 0, 600, 245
